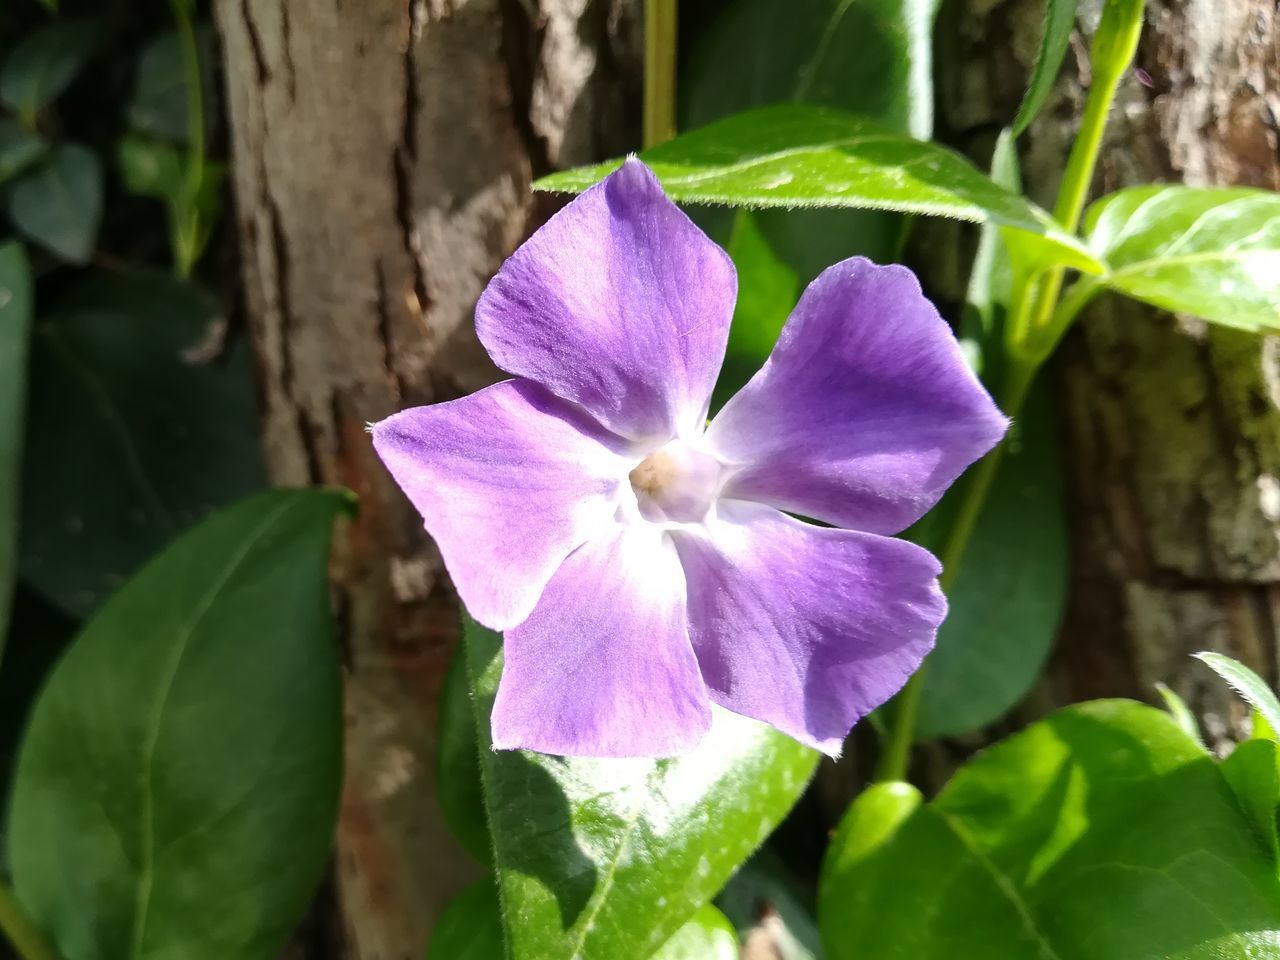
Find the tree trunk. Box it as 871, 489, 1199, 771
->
213, 2, 640, 956
933, 0, 1280, 752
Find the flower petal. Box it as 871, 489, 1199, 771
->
476, 158, 737, 442
370, 380, 629, 631
492, 522, 712, 757
672, 501, 944, 755
706, 257, 1008, 535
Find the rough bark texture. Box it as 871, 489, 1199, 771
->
213, 2, 640, 956
931, 0, 1280, 756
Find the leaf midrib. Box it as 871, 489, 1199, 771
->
127, 498, 297, 959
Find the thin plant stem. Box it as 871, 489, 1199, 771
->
0, 880, 59, 960
875, 359, 1036, 783
643, 0, 678, 148
168, 0, 205, 278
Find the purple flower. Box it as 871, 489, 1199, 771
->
372, 159, 1007, 758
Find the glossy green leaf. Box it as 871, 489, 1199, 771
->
0, 244, 31, 651
1154, 681, 1203, 747
426, 878, 505, 960
8, 143, 103, 264
711, 210, 798, 409
1221, 738, 1280, 863
820, 700, 1280, 959
129, 27, 216, 144
1195, 651, 1280, 736
913, 382, 1066, 738
1011, 0, 1079, 135
428, 880, 738, 960
717, 847, 824, 960
651, 904, 738, 960
536, 106, 1102, 275
438, 645, 491, 864
464, 616, 818, 960
8, 489, 349, 960
682, 0, 939, 273
20, 269, 267, 617
0, 19, 96, 119
1078, 186, 1280, 332
0, 119, 46, 184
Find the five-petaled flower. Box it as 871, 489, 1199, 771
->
372, 158, 1007, 758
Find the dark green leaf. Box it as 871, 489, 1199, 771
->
682, 0, 940, 272
118, 134, 184, 202
464, 616, 818, 960
717, 847, 824, 960
438, 644, 491, 864
1011, 0, 1079, 135
1154, 681, 1203, 747
129, 27, 216, 144
1078, 186, 1280, 332
1221, 739, 1280, 863
1195, 651, 1280, 736
426, 878, 506, 960
8, 143, 103, 264
0, 244, 31, 650
20, 269, 267, 617
711, 210, 798, 409
0, 119, 46, 184
819, 700, 1280, 959
536, 106, 1102, 274
0, 20, 96, 119
9, 490, 350, 960
913, 382, 1066, 738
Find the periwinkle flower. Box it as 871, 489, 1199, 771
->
372, 159, 1007, 758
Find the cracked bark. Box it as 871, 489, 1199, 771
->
213, 2, 640, 956
921, 0, 1280, 771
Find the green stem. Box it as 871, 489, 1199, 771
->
874, 359, 1037, 783
643, 0, 678, 148
168, 0, 205, 278
0, 881, 59, 960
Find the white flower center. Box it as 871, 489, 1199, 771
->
629, 439, 724, 524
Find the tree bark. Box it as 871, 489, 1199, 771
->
932, 0, 1280, 753
213, 2, 639, 956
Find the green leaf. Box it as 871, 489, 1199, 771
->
0, 244, 31, 652
8, 489, 350, 960
428, 880, 739, 960
464, 616, 818, 960
118, 134, 184, 201
1078, 186, 1280, 332
0, 19, 97, 120
819, 700, 1280, 959
912, 382, 1066, 738
536, 106, 1103, 275
1221, 738, 1280, 863
960, 127, 1020, 370
682, 0, 940, 273
129, 27, 216, 144
1011, 0, 1079, 136
438, 645, 491, 864
20, 269, 267, 617
0, 119, 46, 184
1154, 681, 1204, 747
8, 143, 103, 264
426, 878, 506, 960
651, 905, 739, 960
711, 210, 799, 409
1195, 651, 1280, 736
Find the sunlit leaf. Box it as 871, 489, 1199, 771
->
1195, 651, 1280, 736
536, 106, 1102, 275
464, 616, 818, 960
1011, 0, 1079, 135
